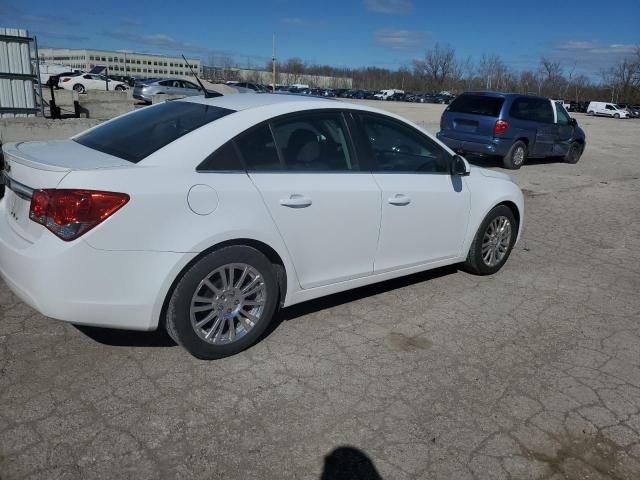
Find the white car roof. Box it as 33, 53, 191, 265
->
180, 92, 336, 112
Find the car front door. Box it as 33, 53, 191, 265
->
181, 80, 202, 96
354, 112, 471, 272
554, 102, 575, 156
240, 111, 381, 289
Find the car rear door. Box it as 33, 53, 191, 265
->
241, 111, 381, 289
553, 102, 575, 155
354, 112, 470, 272
510, 97, 556, 157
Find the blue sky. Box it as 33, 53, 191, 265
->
2, 0, 638, 76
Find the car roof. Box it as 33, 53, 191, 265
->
179, 92, 336, 111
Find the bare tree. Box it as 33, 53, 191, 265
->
413, 43, 458, 91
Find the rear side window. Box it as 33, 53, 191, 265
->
74, 102, 234, 163
198, 141, 243, 171
235, 124, 281, 170
510, 98, 554, 123
448, 95, 504, 117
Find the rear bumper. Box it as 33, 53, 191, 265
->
437, 132, 512, 157
0, 203, 194, 331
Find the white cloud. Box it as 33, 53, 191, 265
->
364, 0, 413, 15
374, 28, 426, 51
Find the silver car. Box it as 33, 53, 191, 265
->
133, 78, 219, 103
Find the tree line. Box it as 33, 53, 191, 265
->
248, 43, 640, 103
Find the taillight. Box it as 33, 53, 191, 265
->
29, 189, 129, 241
61, 78, 71, 82
494, 120, 509, 135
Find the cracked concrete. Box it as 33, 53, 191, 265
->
1, 104, 639, 479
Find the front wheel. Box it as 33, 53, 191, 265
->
165, 246, 279, 359
564, 142, 583, 164
502, 141, 527, 170
462, 205, 517, 275
613, 113, 620, 119
115, 85, 126, 91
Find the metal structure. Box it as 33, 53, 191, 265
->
0, 28, 42, 118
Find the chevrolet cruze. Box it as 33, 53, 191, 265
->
0, 94, 524, 359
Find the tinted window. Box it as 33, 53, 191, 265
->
448, 94, 504, 117
359, 114, 450, 173
510, 98, 553, 123
198, 141, 243, 171
556, 103, 571, 125
271, 112, 355, 171
75, 102, 234, 163
235, 124, 281, 170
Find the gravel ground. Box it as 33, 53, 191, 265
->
1, 102, 639, 480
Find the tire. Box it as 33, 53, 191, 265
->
564, 142, 583, 164
587, 111, 594, 116
72, 84, 85, 93
502, 140, 527, 170
462, 205, 518, 275
115, 85, 125, 91
613, 113, 620, 119
165, 246, 279, 360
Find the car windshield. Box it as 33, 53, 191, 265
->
74, 101, 234, 163
447, 94, 505, 117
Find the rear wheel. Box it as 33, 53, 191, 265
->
165, 246, 279, 359
115, 85, 126, 91
564, 142, 583, 164
587, 111, 594, 116
502, 141, 527, 170
72, 83, 85, 93
463, 205, 517, 275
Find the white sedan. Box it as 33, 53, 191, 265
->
0, 94, 523, 359
59, 73, 128, 93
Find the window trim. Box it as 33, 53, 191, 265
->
352, 111, 453, 175
197, 108, 365, 174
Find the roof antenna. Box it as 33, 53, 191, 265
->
182, 54, 214, 98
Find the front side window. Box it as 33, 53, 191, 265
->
75, 102, 235, 163
359, 114, 450, 173
606, 105, 615, 110
270, 112, 355, 171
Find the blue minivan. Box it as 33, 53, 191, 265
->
437, 92, 586, 169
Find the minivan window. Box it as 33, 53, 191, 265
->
75, 102, 234, 163
447, 94, 505, 117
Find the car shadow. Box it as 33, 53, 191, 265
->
75, 264, 458, 349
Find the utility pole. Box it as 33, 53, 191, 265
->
272, 33, 276, 93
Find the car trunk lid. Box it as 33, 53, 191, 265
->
2, 140, 131, 243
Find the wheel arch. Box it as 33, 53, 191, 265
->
496, 200, 521, 235
158, 238, 289, 331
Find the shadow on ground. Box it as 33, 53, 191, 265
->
75, 265, 458, 349
320, 446, 384, 480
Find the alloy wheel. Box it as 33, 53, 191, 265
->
513, 146, 525, 166
189, 263, 266, 345
481, 216, 512, 267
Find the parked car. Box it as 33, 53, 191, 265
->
233, 82, 269, 92
437, 92, 586, 169
47, 71, 81, 89
375, 89, 404, 100
586, 101, 630, 118
617, 104, 640, 118
133, 78, 221, 103
0, 94, 523, 359
59, 73, 129, 93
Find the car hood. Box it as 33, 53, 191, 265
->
470, 165, 514, 182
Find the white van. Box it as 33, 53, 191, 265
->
374, 89, 404, 100
587, 101, 629, 118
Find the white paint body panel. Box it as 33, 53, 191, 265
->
0, 94, 524, 331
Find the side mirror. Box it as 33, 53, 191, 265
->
450, 155, 470, 176
569, 117, 578, 126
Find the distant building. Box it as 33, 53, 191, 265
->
37, 48, 201, 79
202, 65, 353, 89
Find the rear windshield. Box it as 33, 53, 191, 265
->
447, 94, 505, 117
74, 101, 234, 163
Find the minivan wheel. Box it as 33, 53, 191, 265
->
165, 246, 279, 360
564, 142, 583, 164
462, 205, 517, 275
503, 141, 527, 170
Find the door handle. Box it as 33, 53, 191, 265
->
280, 194, 312, 208
388, 194, 411, 206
